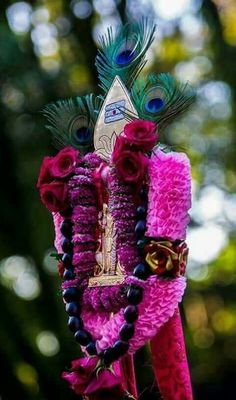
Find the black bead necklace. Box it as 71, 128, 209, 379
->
60, 183, 150, 364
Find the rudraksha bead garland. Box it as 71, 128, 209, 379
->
60, 162, 151, 364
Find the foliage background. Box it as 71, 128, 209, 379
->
0, 0, 236, 398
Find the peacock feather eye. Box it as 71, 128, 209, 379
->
141, 85, 167, 115
145, 97, 165, 113
115, 49, 135, 66
115, 38, 137, 66
74, 126, 93, 145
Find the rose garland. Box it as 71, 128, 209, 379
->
37, 147, 79, 212
37, 119, 189, 400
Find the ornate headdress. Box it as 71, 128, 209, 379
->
37, 19, 195, 400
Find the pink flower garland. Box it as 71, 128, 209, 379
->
146, 149, 191, 240
81, 276, 186, 351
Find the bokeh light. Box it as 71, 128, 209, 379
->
36, 331, 60, 357
0, 256, 41, 300
187, 224, 228, 264
211, 308, 236, 334
192, 185, 225, 222
43, 249, 58, 275
31, 7, 50, 26
31, 23, 59, 57
154, 0, 191, 20
93, 0, 117, 16
193, 328, 215, 348
6, 2, 32, 34
71, 0, 93, 19
15, 362, 39, 393
1, 84, 25, 112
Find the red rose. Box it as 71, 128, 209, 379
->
114, 149, 148, 184
37, 156, 53, 188
124, 119, 158, 151
37, 147, 78, 189
112, 135, 130, 162
51, 147, 78, 178
40, 181, 69, 212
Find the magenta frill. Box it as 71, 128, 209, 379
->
146, 149, 191, 240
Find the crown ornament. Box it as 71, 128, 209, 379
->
37, 19, 195, 400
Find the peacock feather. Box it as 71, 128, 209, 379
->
130, 73, 196, 131
95, 18, 156, 93
43, 94, 102, 154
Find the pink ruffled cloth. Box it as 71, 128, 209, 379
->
52, 212, 64, 253
146, 149, 191, 240
87, 276, 186, 354
82, 310, 110, 341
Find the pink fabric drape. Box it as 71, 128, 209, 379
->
150, 308, 193, 400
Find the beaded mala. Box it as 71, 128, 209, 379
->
60, 154, 152, 364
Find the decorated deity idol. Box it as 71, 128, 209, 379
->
37, 19, 195, 400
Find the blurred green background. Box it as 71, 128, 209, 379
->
0, 0, 236, 399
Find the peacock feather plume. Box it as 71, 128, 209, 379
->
43, 94, 102, 154
130, 73, 196, 131
95, 18, 156, 93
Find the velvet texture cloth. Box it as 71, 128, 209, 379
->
150, 308, 193, 400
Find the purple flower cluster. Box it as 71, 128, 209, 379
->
68, 154, 101, 283
108, 167, 141, 274
83, 285, 128, 313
